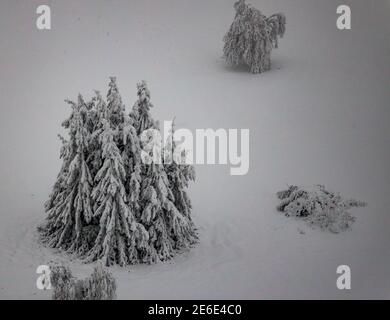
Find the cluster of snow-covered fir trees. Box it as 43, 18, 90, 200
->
39, 77, 197, 266
223, 0, 286, 73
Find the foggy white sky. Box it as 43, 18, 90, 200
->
0, 0, 389, 299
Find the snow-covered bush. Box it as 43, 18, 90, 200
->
276, 185, 366, 233
223, 0, 286, 73
82, 263, 116, 300
50, 263, 116, 300
40, 77, 197, 266
50, 265, 76, 300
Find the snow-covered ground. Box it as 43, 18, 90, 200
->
0, 0, 389, 299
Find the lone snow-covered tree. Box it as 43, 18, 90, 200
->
40, 77, 197, 266
223, 0, 286, 73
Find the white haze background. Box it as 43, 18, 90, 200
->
0, 0, 389, 299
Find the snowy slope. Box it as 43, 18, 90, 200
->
0, 0, 389, 299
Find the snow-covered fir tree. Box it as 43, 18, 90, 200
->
223, 0, 286, 73
86, 91, 106, 179
41, 95, 94, 255
84, 119, 140, 266
138, 160, 197, 262
164, 120, 196, 221
106, 76, 126, 127
130, 80, 158, 135
40, 78, 197, 266
132, 82, 198, 263
276, 185, 366, 233
121, 114, 143, 218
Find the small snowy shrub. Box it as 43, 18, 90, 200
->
276, 185, 366, 233
50, 263, 116, 300
82, 263, 116, 300
223, 0, 286, 73
50, 265, 76, 300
